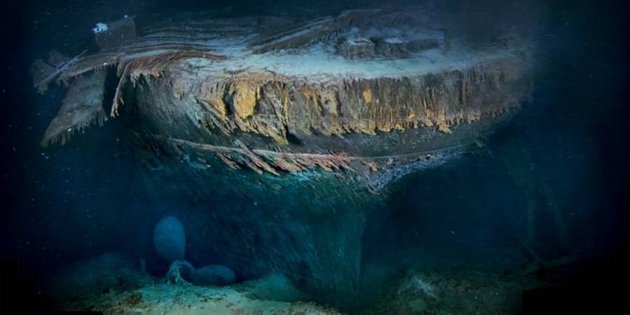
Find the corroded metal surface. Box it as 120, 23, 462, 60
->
33, 8, 532, 191
32, 8, 534, 304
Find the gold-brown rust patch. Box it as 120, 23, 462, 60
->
211, 98, 229, 120
376, 123, 392, 132
436, 111, 452, 133
362, 88, 373, 106
465, 109, 482, 122
319, 89, 339, 116
363, 119, 377, 135
419, 109, 434, 128
233, 81, 258, 120
209, 94, 229, 121
197, 81, 230, 122
197, 61, 523, 141
300, 85, 320, 109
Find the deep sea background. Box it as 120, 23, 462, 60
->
1, 0, 628, 312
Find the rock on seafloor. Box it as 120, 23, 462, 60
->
358, 267, 545, 315
191, 264, 236, 286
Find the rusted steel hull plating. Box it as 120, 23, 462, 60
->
33, 8, 534, 304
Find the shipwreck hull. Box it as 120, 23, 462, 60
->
33, 8, 534, 305
128, 54, 529, 191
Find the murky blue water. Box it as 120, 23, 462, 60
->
1, 0, 628, 313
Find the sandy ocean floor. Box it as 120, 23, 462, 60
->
56, 265, 542, 315
360, 267, 543, 315
49, 251, 546, 314
61, 281, 342, 315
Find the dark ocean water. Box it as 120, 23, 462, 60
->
1, 0, 628, 313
